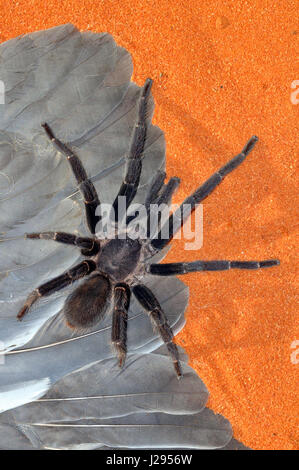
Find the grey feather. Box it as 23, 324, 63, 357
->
0, 349, 233, 450
0, 24, 235, 450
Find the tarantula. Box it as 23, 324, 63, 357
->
17, 78, 279, 377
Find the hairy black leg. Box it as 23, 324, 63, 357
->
144, 171, 180, 208
145, 171, 166, 208
146, 176, 181, 238
132, 284, 182, 378
151, 135, 259, 251
111, 283, 131, 367
25, 232, 100, 256
126, 170, 166, 226
112, 79, 153, 224
126, 174, 180, 234
17, 259, 96, 320
42, 123, 100, 234
154, 177, 180, 207
147, 259, 280, 276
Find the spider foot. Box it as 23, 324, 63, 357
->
17, 290, 40, 320
174, 360, 183, 379
113, 342, 127, 369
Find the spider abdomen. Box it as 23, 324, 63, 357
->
64, 274, 111, 329
97, 238, 141, 282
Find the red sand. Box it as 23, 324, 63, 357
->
1, 0, 298, 450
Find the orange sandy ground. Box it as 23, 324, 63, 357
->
0, 0, 298, 451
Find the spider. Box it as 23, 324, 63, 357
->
17, 78, 279, 378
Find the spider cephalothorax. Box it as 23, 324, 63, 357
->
17, 78, 279, 377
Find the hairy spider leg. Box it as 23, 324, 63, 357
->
126, 170, 166, 226
150, 135, 259, 252
17, 260, 96, 320
24, 231, 100, 256
112, 78, 153, 225
146, 176, 181, 238
144, 171, 180, 210
153, 177, 181, 207
126, 173, 181, 237
147, 259, 280, 276
145, 171, 167, 209
42, 123, 100, 235
111, 283, 131, 367
132, 284, 182, 378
